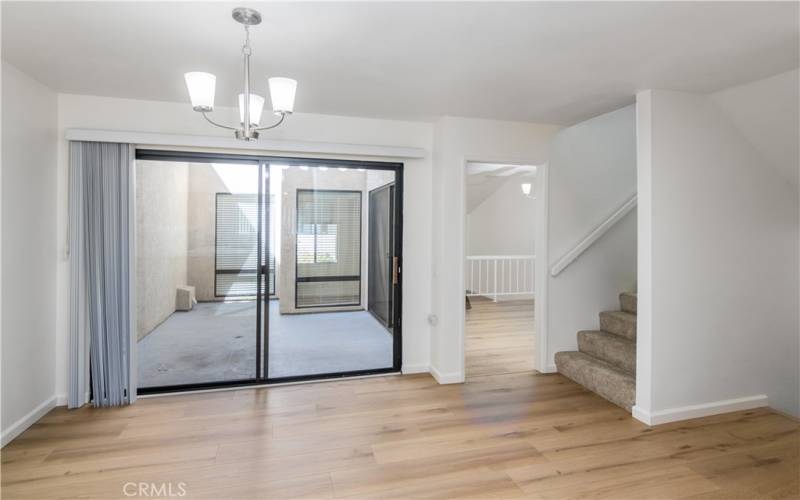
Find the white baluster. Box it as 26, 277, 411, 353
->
470, 259, 474, 295
493, 260, 498, 302
478, 259, 482, 296
501, 259, 505, 297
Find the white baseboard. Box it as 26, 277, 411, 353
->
1, 396, 57, 447
632, 394, 768, 426
539, 364, 558, 374
401, 364, 430, 375
430, 365, 465, 384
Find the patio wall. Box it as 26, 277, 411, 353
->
137, 162, 247, 339
135, 161, 189, 340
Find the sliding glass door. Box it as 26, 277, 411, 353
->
135, 153, 266, 392
135, 150, 402, 393
266, 161, 401, 381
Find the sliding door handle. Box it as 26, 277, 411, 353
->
392, 256, 399, 286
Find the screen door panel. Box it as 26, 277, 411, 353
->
368, 184, 394, 327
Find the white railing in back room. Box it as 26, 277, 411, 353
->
465, 255, 535, 301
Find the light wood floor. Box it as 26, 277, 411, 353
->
2, 301, 798, 499
466, 297, 535, 377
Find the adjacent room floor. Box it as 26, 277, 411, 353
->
137, 300, 393, 388
465, 297, 535, 377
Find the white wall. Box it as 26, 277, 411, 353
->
54, 94, 435, 398
466, 176, 536, 256
636, 89, 799, 422
546, 105, 638, 370
710, 69, 799, 187
1, 62, 59, 445
430, 116, 559, 382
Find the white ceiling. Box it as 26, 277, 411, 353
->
466, 163, 536, 212
2, 2, 798, 124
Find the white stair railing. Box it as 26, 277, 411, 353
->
550, 194, 637, 277
465, 255, 535, 301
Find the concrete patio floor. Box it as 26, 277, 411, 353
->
137, 300, 393, 388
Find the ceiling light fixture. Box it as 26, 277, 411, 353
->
521, 183, 536, 199
184, 8, 297, 141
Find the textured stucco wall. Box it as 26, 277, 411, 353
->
135, 161, 189, 340
137, 162, 255, 337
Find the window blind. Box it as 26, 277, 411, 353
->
296, 190, 361, 307
215, 193, 275, 297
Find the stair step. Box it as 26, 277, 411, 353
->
619, 292, 637, 314
554, 351, 635, 411
578, 330, 636, 375
599, 310, 637, 340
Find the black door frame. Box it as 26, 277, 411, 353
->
134, 149, 403, 394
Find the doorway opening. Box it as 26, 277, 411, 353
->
134, 150, 402, 393
464, 162, 538, 378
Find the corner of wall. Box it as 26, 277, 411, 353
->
634, 90, 653, 415
1, 61, 61, 446
430, 364, 465, 384
1, 396, 58, 448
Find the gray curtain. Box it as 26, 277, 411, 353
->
69, 141, 135, 408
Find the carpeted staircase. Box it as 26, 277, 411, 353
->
555, 292, 637, 411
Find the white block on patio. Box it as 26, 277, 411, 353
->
175, 285, 196, 312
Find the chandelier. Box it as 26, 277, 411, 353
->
184, 7, 297, 141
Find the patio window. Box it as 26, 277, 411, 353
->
215, 193, 275, 297
296, 190, 361, 308
297, 223, 338, 264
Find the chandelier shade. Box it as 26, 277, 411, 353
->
239, 93, 265, 126
184, 8, 295, 140
184, 72, 216, 111
269, 77, 298, 114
